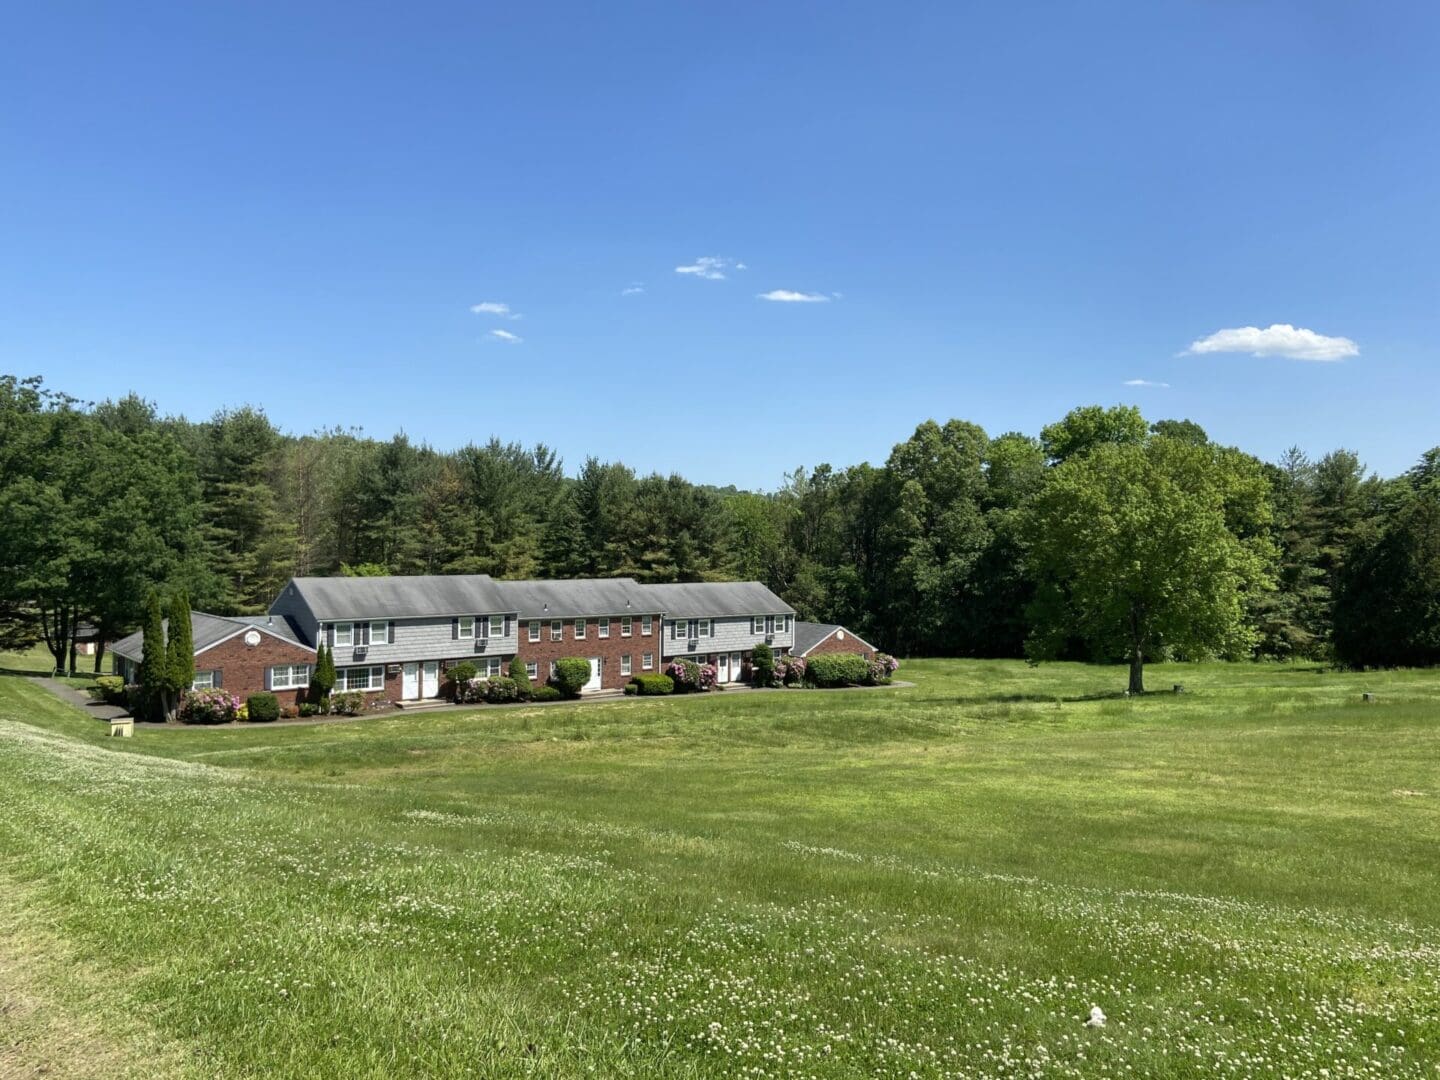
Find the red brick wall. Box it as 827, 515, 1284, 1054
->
195, 632, 316, 706
804, 629, 875, 660
515, 615, 663, 690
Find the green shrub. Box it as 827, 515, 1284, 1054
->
629, 674, 674, 696
447, 660, 478, 685
298, 702, 321, 717
532, 685, 563, 702
91, 675, 126, 706
805, 652, 871, 688
751, 642, 777, 687
623, 682, 637, 695
482, 676, 519, 704
551, 657, 592, 698
330, 690, 366, 716
508, 657, 533, 700
246, 692, 280, 723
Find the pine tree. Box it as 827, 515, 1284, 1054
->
309, 642, 336, 707
163, 591, 193, 720
137, 591, 166, 721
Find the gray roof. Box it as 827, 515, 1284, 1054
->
280, 575, 511, 620
793, 620, 876, 656
637, 581, 794, 618
492, 577, 660, 619
111, 611, 311, 662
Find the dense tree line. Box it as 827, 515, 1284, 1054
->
1, 374, 1436, 673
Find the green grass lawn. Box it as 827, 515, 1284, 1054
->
2, 659, 1438, 1078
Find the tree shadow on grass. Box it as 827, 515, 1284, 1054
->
946, 690, 1148, 706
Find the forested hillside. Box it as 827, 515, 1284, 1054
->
2, 374, 1436, 671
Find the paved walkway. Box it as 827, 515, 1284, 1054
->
34, 677, 130, 722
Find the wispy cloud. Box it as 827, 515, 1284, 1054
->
488, 329, 523, 344
675, 256, 744, 280
470, 301, 522, 319
621, 282, 645, 296
758, 289, 831, 303
1123, 378, 1170, 388
1184, 323, 1358, 362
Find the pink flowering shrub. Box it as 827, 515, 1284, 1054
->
665, 660, 717, 692
177, 688, 241, 725
778, 656, 807, 686
865, 653, 900, 685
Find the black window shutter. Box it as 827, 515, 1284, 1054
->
213, 670, 223, 689
388, 621, 395, 644
360, 623, 369, 646
451, 617, 459, 640
504, 615, 511, 637
480, 615, 489, 640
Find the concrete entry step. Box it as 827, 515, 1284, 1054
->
396, 698, 452, 711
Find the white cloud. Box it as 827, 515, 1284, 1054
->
470, 301, 522, 319
488, 329, 523, 344
1184, 323, 1358, 362
1123, 378, 1170, 388
758, 289, 831, 303
621, 282, 645, 295
675, 256, 743, 280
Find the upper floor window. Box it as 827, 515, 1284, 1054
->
370, 620, 389, 645
335, 622, 354, 646
598, 617, 610, 638
574, 618, 586, 639
489, 615, 505, 638
674, 619, 689, 639
529, 620, 541, 642
621, 616, 632, 637
551, 619, 563, 641
751, 616, 764, 635
775, 614, 788, 634
458, 616, 475, 640
642, 615, 652, 635
698, 618, 711, 638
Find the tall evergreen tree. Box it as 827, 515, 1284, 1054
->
163, 592, 194, 720
138, 591, 166, 721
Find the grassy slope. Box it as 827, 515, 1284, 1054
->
1, 660, 1438, 1078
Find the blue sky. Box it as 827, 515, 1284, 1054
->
2, 2, 1437, 489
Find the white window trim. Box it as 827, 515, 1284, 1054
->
698, 618, 711, 638
642, 615, 652, 636
458, 616, 475, 640
599, 617, 610, 639
370, 620, 388, 645
529, 620, 541, 643
549, 660, 558, 678
269, 664, 311, 691
525, 660, 539, 679
192, 670, 216, 690
489, 615, 505, 638
752, 616, 764, 635
620, 654, 632, 676
642, 652, 654, 670
621, 616, 632, 637
676, 619, 689, 639
335, 622, 354, 646
485, 657, 503, 677
337, 665, 384, 692
574, 618, 586, 639
776, 614, 788, 633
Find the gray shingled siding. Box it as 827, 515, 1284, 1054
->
661, 614, 794, 658
268, 586, 321, 648
324, 614, 520, 666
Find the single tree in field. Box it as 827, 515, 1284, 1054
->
138, 591, 166, 720
1025, 436, 1276, 693
163, 592, 193, 720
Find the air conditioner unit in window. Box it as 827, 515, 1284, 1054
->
474, 639, 488, 653
352, 645, 368, 659
765, 634, 775, 644
687, 638, 699, 651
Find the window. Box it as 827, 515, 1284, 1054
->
551, 620, 563, 641
370, 621, 389, 645
335, 622, 354, 646
574, 617, 587, 639
642, 615, 652, 636
698, 618, 711, 638
269, 664, 311, 690
620, 654, 632, 676
642, 652, 654, 671
192, 670, 216, 690
528, 620, 541, 643
621, 616, 632, 637
598, 617, 610, 638
458, 616, 475, 640
549, 660, 558, 678
752, 616, 764, 635
675, 619, 689, 639
525, 661, 539, 680
336, 665, 384, 692
485, 657, 504, 677
775, 614, 787, 634
489, 615, 505, 638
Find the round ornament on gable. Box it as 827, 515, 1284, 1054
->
244, 630, 262, 646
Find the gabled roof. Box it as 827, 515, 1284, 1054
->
111, 612, 311, 662
792, 620, 878, 657
277, 575, 512, 621
492, 577, 659, 619
637, 581, 794, 618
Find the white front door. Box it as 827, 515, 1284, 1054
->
717, 654, 730, 682
422, 661, 440, 698
729, 653, 742, 682
584, 657, 602, 692
402, 662, 420, 700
